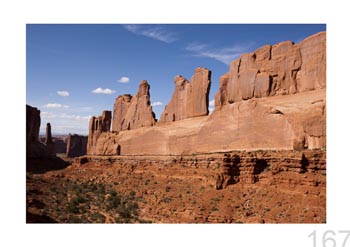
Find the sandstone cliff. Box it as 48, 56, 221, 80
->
215, 31, 326, 107
112, 80, 156, 132
66, 134, 88, 157
159, 67, 211, 123
87, 110, 112, 155
86, 32, 326, 156
26, 105, 56, 158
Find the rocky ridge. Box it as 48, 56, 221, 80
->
214, 32, 326, 106
87, 31, 326, 156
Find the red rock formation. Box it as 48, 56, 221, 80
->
215, 31, 326, 107
45, 123, 56, 156
45, 123, 53, 144
159, 67, 211, 123
112, 94, 132, 132
298, 32, 326, 91
26, 105, 56, 158
27, 105, 40, 145
87, 110, 112, 155
86, 32, 326, 156
66, 134, 88, 157
111, 80, 156, 132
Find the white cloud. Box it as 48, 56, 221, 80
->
117, 76, 130, 83
209, 99, 215, 107
59, 113, 91, 121
40, 112, 91, 135
43, 103, 69, 108
41, 112, 56, 118
75, 106, 94, 112
41, 112, 90, 121
186, 42, 254, 65
57, 90, 69, 97
92, 87, 115, 94
209, 107, 214, 114
151, 101, 163, 107
124, 25, 177, 43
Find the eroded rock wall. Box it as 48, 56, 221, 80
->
87, 88, 325, 156
159, 67, 211, 123
111, 80, 156, 132
215, 31, 326, 107
87, 32, 326, 156
87, 110, 112, 155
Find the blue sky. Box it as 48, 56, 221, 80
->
26, 24, 326, 135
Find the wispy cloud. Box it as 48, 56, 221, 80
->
75, 106, 94, 112
43, 103, 69, 108
40, 112, 91, 135
92, 88, 115, 94
209, 99, 215, 107
186, 42, 254, 65
151, 101, 163, 107
124, 25, 178, 43
41, 112, 90, 121
117, 76, 130, 83
57, 90, 69, 97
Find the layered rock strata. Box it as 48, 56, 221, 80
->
76, 149, 326, 191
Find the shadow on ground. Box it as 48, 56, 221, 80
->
26, 212, 57, 223
26, 157, 71, 174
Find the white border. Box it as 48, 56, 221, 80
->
1, 0, 349, 246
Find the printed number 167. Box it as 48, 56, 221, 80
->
308, 230, 350, 247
